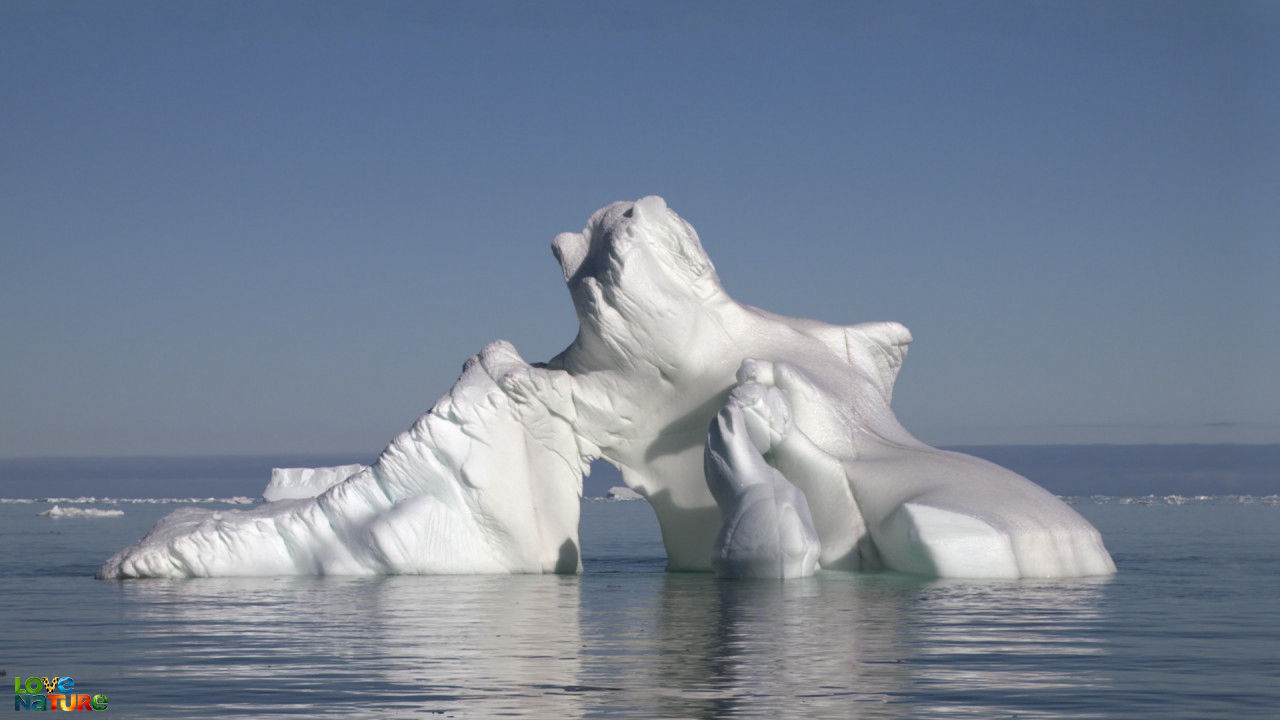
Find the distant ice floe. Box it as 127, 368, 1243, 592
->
7, 494, 1272, 508
1063, 494, 1280, 506
606, 486, 643, 501
581, 484, 640, 502
581, 487, 643, 502
1, 496, 255, 505
39, 505, 125, 519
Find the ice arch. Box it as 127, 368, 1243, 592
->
99, 196, 1114, 580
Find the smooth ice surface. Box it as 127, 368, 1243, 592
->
263, 464, 367, 501
100, 196, 1114, 579
705, 383, 820, 579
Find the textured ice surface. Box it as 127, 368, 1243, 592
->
263, 464, 367, 501
99, 342, 583, 578
100, 196, 1114, 579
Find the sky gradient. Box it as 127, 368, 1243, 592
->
2, 1, 1277, 458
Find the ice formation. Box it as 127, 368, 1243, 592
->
98, 342, 583, 577
99, 195, 1115, 580
706, 383, 820, 579
263, 464, 367, 501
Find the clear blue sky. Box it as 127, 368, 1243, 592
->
2, 1, 1276, 458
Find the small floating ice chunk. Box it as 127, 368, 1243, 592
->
263, 464, 367, 501
606, 486, 643, 501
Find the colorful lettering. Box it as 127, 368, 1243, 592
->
13, 675, 107, 711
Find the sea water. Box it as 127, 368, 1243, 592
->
1, 447, 1277, 718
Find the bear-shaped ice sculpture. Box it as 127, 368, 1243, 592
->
515, 196, 1113, 578
99, 195, 1115, 579
705, 382, 820, 579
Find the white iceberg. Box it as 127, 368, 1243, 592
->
98, 342, 584, 578
99, 196, 1114, 580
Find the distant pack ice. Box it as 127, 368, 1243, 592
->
99, 196, 1115, 580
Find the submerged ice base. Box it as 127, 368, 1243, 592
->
100, 196, 1114, 580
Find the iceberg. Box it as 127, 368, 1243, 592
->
98, 342, 584, 578
99, 196, 1114, 580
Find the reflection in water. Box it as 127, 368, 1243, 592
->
116, 571, 1111, 718
572, 573, 1110, 719
7, 500, 1270, 719
906, 578, 1112, 720
644, 574, 915, 719
368, 575, 583, 718
121, 575, 584, 718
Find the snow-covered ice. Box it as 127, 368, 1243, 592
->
99, 196, 1114, 580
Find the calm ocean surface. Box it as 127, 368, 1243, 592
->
2, 445, 1277, 718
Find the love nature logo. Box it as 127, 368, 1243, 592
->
12, 675, 107, 712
